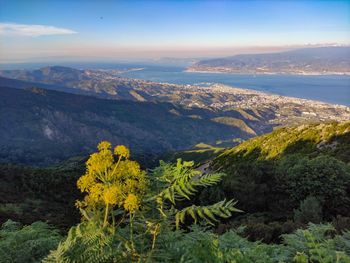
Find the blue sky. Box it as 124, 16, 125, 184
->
0, 0, 349, 62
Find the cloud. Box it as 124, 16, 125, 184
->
0, 22, 77, 37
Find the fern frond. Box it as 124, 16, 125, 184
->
158, 170, 224, 205
194, 173, 224, 187
175, 199, 242, 228
43, 222, 124, 263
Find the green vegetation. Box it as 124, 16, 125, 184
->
216, 122, 350, 161
0, 158, 84, 227
0, 220, 62, 263
205, 122, 350, 242
293, 196, 322, 224
42, 142, 241, 262
164, 143, 226, 165
42, 223, 350, 263
0, 122, 349, 261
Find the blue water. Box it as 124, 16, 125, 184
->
117, 65, 350, 106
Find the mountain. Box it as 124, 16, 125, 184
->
0, 86, 254, 166
187, 47, 350, 74
0, 66, 89, 84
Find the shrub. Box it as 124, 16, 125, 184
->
281, 155, 350, 218
294, 196, 323, 224
0, 220, 61, 263
283, 223, 350, 263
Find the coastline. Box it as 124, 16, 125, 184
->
185, 69, 350, 76
205, 83, 350, 109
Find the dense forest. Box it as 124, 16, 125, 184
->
0, 122, 349, 262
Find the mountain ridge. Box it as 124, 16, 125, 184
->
188, 47, 350, 75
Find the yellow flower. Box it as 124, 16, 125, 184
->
115, 161, 141, 179
123, 194, 140, 213
76, 141, 147, 222
89, 183, 104, 202
77, 174, 95, 192
103, 185, 121, 205
114, 145, 130, 158
127, 161, 141, 177
124, 179, 138, 192
86, 150, 114, 178
98, 141, 111, 151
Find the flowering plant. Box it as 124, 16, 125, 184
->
76, 141, 147, 227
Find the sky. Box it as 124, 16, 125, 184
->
0, 0, 349, 63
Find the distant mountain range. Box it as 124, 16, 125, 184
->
0, 66, 349, 166
187, 47, 350, 75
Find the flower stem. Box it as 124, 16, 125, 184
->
103, 203, 109, 227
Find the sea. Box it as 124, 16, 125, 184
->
117, 65, 350, 106
120, 66, 350, 106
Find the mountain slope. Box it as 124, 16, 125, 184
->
213, 122, 350, 165
200, 122, 350, 222
0, 86, 253, 166
188, 46, 350, 74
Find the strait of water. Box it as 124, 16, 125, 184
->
118, 65, 350, 106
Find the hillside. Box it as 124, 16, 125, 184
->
188, 46, 350, 74
213, 122, 350, 165
162, 142, 227, 165
192, 122, 350, 242
0, 86, 254, 166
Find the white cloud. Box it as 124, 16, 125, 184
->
0, 22, 77, 37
